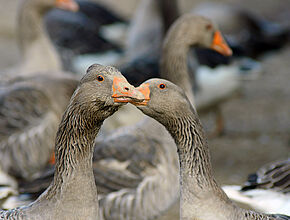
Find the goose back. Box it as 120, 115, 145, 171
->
0, 74, 79, 179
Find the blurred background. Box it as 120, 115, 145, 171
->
0, 0, 289, 218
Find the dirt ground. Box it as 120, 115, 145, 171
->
0, 0, 289, 219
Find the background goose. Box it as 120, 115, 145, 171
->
124, 0, 178, 61
0, 0, 78, 82
0, 74, 78, 180
0, 0, 81, 183
132, 78, 290, 220
18, 14, 233, 220
45, 0, 127, 72
222, 158, 290, 215
192, 2, 290, 60
122, 0, 289, 74
114, 0, 261, 136
0, 64, 142, 220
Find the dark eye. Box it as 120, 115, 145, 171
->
97, 75, 104, 82
159, 83, 166, 89
206, 24, 212, 30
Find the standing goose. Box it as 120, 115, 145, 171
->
1, 0, 78, 81
160, 14, 233, 105
18, 14, 233, 220
119, 9, 246, 136
108, 13, 235, 133
0, 64, 143, 219
131, 78, 290, 220
160, 14, 234, 136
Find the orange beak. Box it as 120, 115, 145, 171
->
55, 0, 79, 12
112, 77, 145, 103
211, 31, 232, 56
129, 83, 150, 106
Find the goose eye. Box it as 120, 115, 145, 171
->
159, 83, 166, 89
206, 24, 212, 30
97, 75, 104, 82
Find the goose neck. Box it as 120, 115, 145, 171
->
43, 99, 102, 210
17, 1, 61, 72
165, 112, 240, 219
167, 114, 216, 188
161, 40, 196, 105
166, 112, 275, 219
157, 0, 179, 32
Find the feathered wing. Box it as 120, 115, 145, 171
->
95, 120, 179, 220
270, 214, 290, 220
0, 207, 25, 219
242, 158, 290, 193
0, 85, 59, 180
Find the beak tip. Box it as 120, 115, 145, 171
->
227, 49, 233, 56
72, 4, 79, 11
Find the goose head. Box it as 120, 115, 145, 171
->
54, 0, 79, 11
131, 78, 193, 124
164, 14, 232, 56
29, 0, 79, 12
72, 64, 145, 121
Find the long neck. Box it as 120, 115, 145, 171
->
17, 1, 61, 73
164, 110, 236, 220
157, 0, 179, 33
166, 112, 221, 189
160, 36, 196, 106
165, 110, 277, 219
42, 98, 100, 211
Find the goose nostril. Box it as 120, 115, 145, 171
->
124, 87, 130, 91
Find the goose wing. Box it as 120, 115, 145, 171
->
242, 158, 290, 193
0, 84, 58, 180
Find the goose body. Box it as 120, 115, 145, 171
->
45, 0, 127, 72
131, 78, 290, 220
0, 64, 141, 219
194, 65, 241, 110
222, 159, 290, 215
96, 118, 179, 219
0, 74, 78, 179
